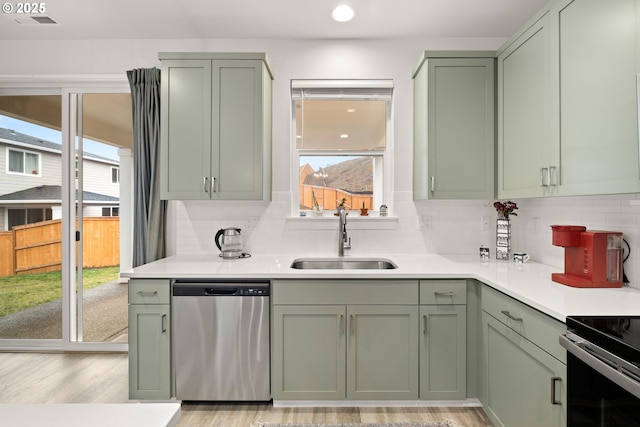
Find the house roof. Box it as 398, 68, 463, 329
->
0, 185, 118, 204
0, 127, 118, 164
302, 157, 373, 194
0, 127, 61, 152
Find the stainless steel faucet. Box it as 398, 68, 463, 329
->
338, 206, 351, 256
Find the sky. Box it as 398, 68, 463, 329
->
0, 115, 120, 161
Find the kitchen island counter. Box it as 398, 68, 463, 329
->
121, 253, 640, 322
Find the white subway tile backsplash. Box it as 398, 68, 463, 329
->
167, 192, 640, 289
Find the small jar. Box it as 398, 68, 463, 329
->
379, 204, 388, 217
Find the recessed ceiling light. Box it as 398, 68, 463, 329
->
346, 108, 356, 113
332, 5, 354, 22
340, 134, 349, 139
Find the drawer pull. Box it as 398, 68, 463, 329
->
501, 310, 523, 322
434, 291, 455, 297
551, 377, 562, 405
137, 290, 158, 297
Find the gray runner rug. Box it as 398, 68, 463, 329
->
262, 423, 455, 427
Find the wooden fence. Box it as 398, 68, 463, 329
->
0, 217, 119, 277
300, 184, 373, 211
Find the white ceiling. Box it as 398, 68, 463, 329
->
0, 0, 548, 40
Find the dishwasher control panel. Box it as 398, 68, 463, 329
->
172, 281, 270, 297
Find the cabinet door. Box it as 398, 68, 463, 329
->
346, 305, 419, 400
554, 0, 640, 195
414, 57, 494, 200
420, 305, 466, 400
482, 313, 566, 427
212, 59, 266, 200
129, 304, 171, 400
497, 13, 551, 198
271, 305, 346, 400
160, 59, 212, 200
429, 58, 494, 199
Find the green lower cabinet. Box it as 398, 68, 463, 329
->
272, 305, 346, 400
347, 305, 419, 400
482, 313, 566, 427
271, 304, 419, 400
128, 304, 171, 400
419, 305, 466, 399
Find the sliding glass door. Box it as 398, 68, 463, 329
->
0, 84, 132, 351
0, 93, 64, 347
73, 92, 131, 346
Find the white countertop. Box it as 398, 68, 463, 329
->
122, 253, 640, 322
0, 403, 181, 427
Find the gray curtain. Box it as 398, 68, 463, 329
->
127, 68, 166, 267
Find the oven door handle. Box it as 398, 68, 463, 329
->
560, 332, 640, 399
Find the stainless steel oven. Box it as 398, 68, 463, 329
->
560, 316, 640, 426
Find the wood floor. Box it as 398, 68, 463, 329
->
0, 352, 493, 427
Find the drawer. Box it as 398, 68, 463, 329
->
129, 279, 171, 304
482, 286, 566, 363
272, 279, 418, 305
420, 280, 467, 305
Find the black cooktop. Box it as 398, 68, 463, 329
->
567, 316, 640, 365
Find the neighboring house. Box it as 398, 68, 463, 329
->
0, 127, 120, 231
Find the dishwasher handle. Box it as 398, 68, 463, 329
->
204, 287, 238, 296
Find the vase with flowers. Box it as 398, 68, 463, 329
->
493, 200, 518, 219
493, 201, 518, 260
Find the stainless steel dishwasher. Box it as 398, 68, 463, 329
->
172, 280, 270, 401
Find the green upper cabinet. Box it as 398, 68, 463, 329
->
413, 52, 496, 200
159, 52, 273, 200
497, 12, 552, 198
552, 0, 640, 195
498, 0, 640, 198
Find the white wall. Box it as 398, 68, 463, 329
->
2, 37, 639, 290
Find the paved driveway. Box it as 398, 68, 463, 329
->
0, 281, 128, 342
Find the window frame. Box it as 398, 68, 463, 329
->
290, 79, 394, 217
6, 147, 42, 176
111, 166, 119, 184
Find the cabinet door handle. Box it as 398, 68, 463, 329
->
161, 314, 167, 333
136, 290, 158, 297
203, 177, 209, 193
430, 176, 435, 192
340, 314, 345, 335
549, 165, 557, 187
540, 167, 549, 187
501, 310, 523, 322
551, 377, 562, 405
434, 291, 455, 297
349, 314, 355, 335
212, 177, 216, 193
423, 314, 428, 335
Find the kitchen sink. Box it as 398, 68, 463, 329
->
290, 257, 398, 270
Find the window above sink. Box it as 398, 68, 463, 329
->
290, 80, 394, 218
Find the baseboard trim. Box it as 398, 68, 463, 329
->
272, 398, 482, 408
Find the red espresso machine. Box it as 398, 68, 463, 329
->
550, 225, 624, 288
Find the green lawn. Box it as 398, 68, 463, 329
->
0, 266, 120, 317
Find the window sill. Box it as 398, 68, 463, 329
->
286, 213, 398, 230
